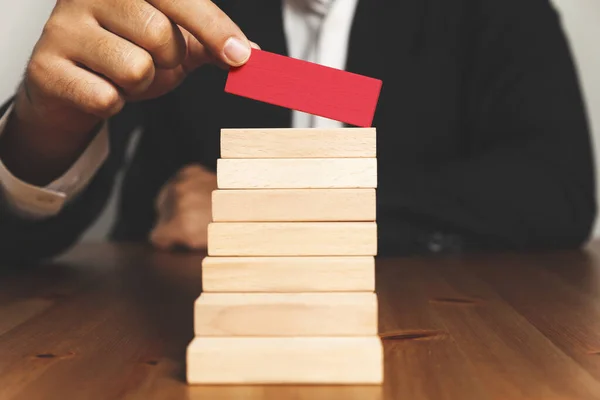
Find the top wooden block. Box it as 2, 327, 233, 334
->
220, 128, 376, 158
224, 49, 382, 127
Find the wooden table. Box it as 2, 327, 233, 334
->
1, 242, 600, 399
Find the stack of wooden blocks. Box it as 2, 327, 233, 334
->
186, 127, 383, 384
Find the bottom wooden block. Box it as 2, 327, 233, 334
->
186, 336, 383, 384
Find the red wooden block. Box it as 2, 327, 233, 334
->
224, 49, 382, 127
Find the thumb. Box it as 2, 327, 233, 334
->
127, 30, 260, 103
182, 26, 260, 72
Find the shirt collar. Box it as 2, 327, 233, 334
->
288, 0, 336, 17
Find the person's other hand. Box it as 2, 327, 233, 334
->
150, 164, 217, 251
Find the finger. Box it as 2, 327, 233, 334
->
127, 27, 214, 101
64, 25, 155, 96
175, 163, 217, 181
92, 0, 186, 69
28, 55, 125, 119
180, 28, 261, 71
128, 65, 186, 101
147, 0, 252, 66
127, 30, 261, 101
149, 224, 178, 250
150, 219, 208, 250
179, 27, 216, 71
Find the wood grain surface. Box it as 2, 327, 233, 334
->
211, 189, 377, 222
2, 242, 600, 399
219, 128, 376, 158
216, 158, 377, 189
187, 336, 383, 384
201, 255, 375, 292
207, 222, 378, 256
193, 292, 377, 336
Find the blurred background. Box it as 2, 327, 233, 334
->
1, 0, 599, 241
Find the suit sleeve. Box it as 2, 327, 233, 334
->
0, 101, 140, 264
382, 0, 596, 253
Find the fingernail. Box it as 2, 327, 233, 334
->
250, 41, 261, 50
223, 37, 251, 66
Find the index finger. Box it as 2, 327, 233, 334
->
146, 0, 252, 66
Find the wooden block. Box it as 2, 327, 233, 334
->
207, 222, 377, 256
217, 158, 377, 189
224, 49, 382, 127
193, 293, 377, 336
212, 189, 376, 222
187, 336, 383, 384
220, 128, 376, 158
202, 256, 375, 292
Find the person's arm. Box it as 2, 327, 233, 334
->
0, 101, 140, 264
0, 99, 109, 219
381, 0, 596, 254
0, 0, 255, 264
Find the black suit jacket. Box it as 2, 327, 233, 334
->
0, 0, 596, 262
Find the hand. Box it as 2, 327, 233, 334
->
0, 0, 256, 185
21, 0, 255, 131
150, 164, 217, 251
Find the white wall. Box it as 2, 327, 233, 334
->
1, 0, 600, 239
551, 0, 600, 236
0, 0, 54, 101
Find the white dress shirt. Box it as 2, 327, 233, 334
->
0, 0, 359, 219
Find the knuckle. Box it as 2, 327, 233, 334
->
123, 51, 154, 86
41, 12, 69, 38
179, 164, 204, 177
144, 12, 173, 51
26, 55, 48, 88
171, 181, 189, 198
150, 226, 172, 248
26, 54, 59, 100
180, 220, 199, 239
41, 20, 61, 38
87, 85, 124, 117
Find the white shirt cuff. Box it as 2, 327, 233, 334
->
0, 102, 109, 219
